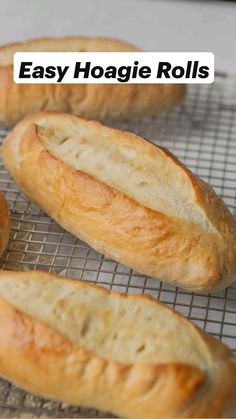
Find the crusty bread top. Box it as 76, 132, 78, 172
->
0, 36, 139, 67
36, 114, 236, 238
2, 270, 236, 417
0, 270, 230, 368
3, 112, 236, 292
37, 116, 213, 231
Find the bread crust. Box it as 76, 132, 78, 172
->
2, 112, 236, 292
0, 36, 186, 126
0, 269, 235, 418
0, 192, 10, 257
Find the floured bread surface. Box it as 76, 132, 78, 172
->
37, 116, 216, 232
0, 270, 212, 368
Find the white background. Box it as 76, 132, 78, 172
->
0, 0, 236, 74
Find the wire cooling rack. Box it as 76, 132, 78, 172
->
0, 74, 236, 417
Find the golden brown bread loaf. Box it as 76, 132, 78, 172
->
3, 112, 236, 292
0, 36, 186, 126
0, 269, 235, 418
0, 192, 10, 257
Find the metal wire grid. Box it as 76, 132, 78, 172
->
0, 75, 236, 417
